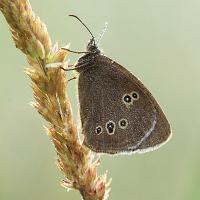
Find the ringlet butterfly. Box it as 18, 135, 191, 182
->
62, 15, 171, 155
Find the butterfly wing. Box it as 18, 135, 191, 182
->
78, 55, 171, 154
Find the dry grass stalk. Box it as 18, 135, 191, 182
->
0, 0, 110, 199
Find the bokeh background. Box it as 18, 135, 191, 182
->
0, 0, 200, 199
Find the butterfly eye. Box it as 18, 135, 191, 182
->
118, 119, 128, 129
96, 126, 103, 135
122, 94, 132, 105
131, 91, 139, 100
106, 121, 115, 135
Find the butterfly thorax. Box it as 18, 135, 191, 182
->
75, 38, 101, 73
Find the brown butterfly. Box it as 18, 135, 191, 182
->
62, 15, 171, 155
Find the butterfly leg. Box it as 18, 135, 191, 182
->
68, 76, 77, 82
60, 64, 78, 82
61, 47, 89, 54
60, 61, 90, 72
60, 64, 74, 71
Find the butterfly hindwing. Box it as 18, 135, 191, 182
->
78, 55, 171, 154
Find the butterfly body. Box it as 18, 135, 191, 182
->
73, 39, 171, 154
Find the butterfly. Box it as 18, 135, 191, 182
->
62, 15, 171, 155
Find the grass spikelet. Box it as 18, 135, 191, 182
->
0, 0, 110, 199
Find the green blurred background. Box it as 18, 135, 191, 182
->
0, 0, 200, 199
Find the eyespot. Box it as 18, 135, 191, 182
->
106, 120, 115, 135
118, 119, 128, 129
122, 94, 132, 105
95, 126, 103, 135
131, 91, 139, 100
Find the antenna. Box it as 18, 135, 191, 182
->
96, 22, 108, 45
69, 14, 95, 44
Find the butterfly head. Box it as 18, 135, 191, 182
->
86, 38, 100, 54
